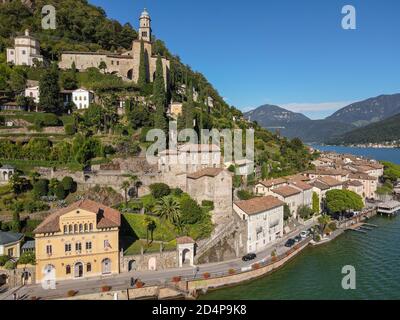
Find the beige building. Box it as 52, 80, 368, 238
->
348, 173, 378, 199
6, 29, 43, 66
0, 231, 24, 258
187, 168, 233, 221
234, 196, 284, 254
343, 180, 364, 200
34, 199, 121, 283
59, 9, 170, 88
254, 178, 287, 196
310, 177, 343, 212
270, 186, 303, 219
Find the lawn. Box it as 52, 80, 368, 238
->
123, 239, 176, 255
121, 214, 178, 243
0, 159, 84, 173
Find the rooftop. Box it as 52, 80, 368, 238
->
187, 168, 225, 180
235, 196, 284, 216
33, 199, 121, 234
0, 231, 24, 246
272, 185, 302, 198
258, 178, 287, 188
316, 176, 343, 187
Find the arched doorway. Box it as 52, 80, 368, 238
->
21, 271, 32, 285
128, 260, 136, 272
102, 258, 111, 275
182, 249, 192, 266
74, 262, 84, 278
127, 69, 133, 80
148, 257, 156, 271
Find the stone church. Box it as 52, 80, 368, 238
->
58, 9, 170, 86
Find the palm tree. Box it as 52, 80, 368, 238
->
318, 214, 332, 236
121, 180, 130, 206
154, 196, 181, 229
144, 216, 157, 245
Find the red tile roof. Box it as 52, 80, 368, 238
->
33, 199, 121, 234
272, 186, 302, 197
316, 177, 343, 187
289, 180, 313, 191
176, 236, 195, 245
258, 178, 287, 188
187, 168, 225, 179
235, 196, 284, 216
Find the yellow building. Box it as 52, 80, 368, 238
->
33, 199, 121, 284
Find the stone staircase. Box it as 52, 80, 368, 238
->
194, 219, 239, 263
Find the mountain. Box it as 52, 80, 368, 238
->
279, 120, 356, 143
244, 104, 310, 127
326, 94, 400, 127
331, 113, 400, 144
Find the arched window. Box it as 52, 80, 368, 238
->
89, 223, 93, 231
66, 265, 71, 275
74, 224, 78, 233
63, 225, 67, 234
87, 263, 92, 272
79, 224, 83, 233
84, 224, 88, 232
68, 225, 72, 233
75, 242, 82, 252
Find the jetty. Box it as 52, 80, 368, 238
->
377, 201, 400, 216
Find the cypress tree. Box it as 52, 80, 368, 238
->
138, 40, 148, 87
153, 55, 167, 132
182, 80, 194, 129
39, 63, 61, 114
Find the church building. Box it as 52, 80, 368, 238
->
58, 9, 170, 86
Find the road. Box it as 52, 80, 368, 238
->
1, 222, 315, 300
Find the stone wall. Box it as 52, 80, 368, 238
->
0, 126, 65, 134
121, 250, 178, 272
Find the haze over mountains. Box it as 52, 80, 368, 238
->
245, 94, 400, 143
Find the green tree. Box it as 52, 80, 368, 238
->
180, 197, 203, 225
154, 196, 181, 229
33, 179, 49, 199
121, 180, 130, 206
144, 216, 156, 245
317, 214, 332, 236
149, 183, 171, 199
61, 176, 76, 193
153, 54, 168, 132
55, 183, 67, 200
283, 204, 291, 221
312, 192, 320, 214
297, 205, 314, 220
181, 81, 194, 129
138, 40, 148, 87
98, 61, 107, 73
18, 251, 36, 265
325, 189, 364, 214
39, 64, 61, 114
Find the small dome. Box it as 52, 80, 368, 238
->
140, 8, 149, 18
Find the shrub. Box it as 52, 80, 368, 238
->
0, 255, 10, 266
61, 176, 76, 193
252, 263, 260, 270
101, 286, 111, 292
33, 179, 49, 198
203, 272, 211, 280
18, 251, 36, 265
4, 260, 16, 270
201, 200, 214, 210
180, 198, 203, 225
328, 222, 337, 232
237, 190, 254, 201
64, 123, 76, 135
67, 290, 78, 297
149, 183, 171, 199
171, 188, 183, 197
55, 183, 67, 200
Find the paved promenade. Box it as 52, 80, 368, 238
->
1, 222, 314, 300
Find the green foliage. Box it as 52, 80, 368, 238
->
325, 189, 364, 213
237, 190, 255, 201
153, 55, 167, 132
64, 123, 76, 135
0, 255, 10, 267
149, 183, 171, 199
283, 204, 291, 221
312, 192, 320, 214
382, 161, 400, 183
180, 197, 202, 225
18, 251, 36, 265
138, 40, 148, 87
201, 200, 214, 210
33, 179, 49, 198
4, 260, 16, 270
38, 64, 62, 114
297, 205, 314, 220
125, 99, 153, 130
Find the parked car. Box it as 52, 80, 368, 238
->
300, 231, 309, 239
242, 253, 257, 262
294, 235, 302, 242
285, 239, 296, 247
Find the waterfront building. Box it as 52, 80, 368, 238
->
6, 29, 43, 67
310, 177, 343, 211
343, 180, 364, 200
288, 180, 313, 208
59, 9, 170, 88
348, 172, 378, 199
0, 231, 24, 258
270, 186, 303, 219
33, 199, 121, 283
234, 196, 284, 253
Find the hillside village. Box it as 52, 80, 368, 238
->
0, 1, 399, 300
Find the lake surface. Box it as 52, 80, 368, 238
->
310, 145, 400, 164
202, 146, 400, 300
201, 215, 400, 300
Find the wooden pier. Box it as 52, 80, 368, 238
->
377, 201, 400, 216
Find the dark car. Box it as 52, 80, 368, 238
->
294, 235, 302, 242
242, 253, 257, 262
285, 239, 296, 248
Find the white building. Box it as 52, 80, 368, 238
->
234, 196, 284, 254
225, 159, 254, 176
72, 88, 95, 110
6, 30, 43, 67
270, 186, 303, 219
24, 86, 40, 104
0, 165, 15, 185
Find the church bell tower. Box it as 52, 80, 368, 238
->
139, 8, 152, 42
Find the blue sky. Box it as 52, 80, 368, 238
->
89, 0, 400, 119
